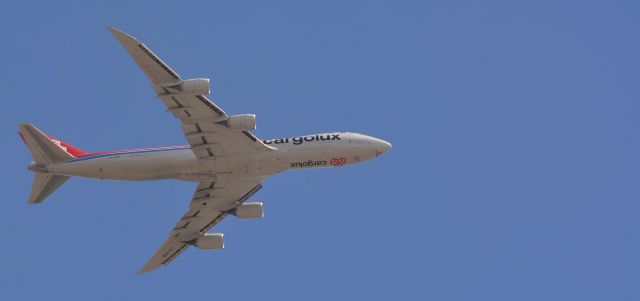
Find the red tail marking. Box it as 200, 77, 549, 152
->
18, 132, 26, 144
46, 135, 88, 158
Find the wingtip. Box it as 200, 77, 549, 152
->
107, 26, 121, 34
137, 262, 163, 275
108, 27, 138, 42
136, 267, 155, 275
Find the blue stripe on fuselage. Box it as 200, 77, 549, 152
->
68, 147, 191, 163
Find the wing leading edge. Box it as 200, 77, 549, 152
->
108, 27, 271, 157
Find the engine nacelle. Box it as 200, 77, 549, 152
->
194, 233, 224, 250
226, 114, 256, 131
234, 202, 264, 219
162, 78, 210, 95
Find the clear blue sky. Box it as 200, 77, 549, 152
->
1, 0, 639, 300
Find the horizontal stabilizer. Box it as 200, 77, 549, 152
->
29, 173, 70, 204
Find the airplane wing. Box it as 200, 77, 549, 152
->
139, 180, 263, 274
109, 27, 271, 158
109, 28, 270, 273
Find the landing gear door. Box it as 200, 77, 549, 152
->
197, 157, 216, 180
212, 155, 230, 184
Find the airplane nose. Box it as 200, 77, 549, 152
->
375, 139, 392, 157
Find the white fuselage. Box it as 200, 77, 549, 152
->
42, 132, 391, 183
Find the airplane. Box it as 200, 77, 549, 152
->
19, 28, 392, 274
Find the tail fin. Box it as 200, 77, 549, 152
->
18, 124, 82, 204
19, 124, 76, 164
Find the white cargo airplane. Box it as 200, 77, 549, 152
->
19, 28, 391, 274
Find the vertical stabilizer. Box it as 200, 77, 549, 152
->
19, 124, 74, 164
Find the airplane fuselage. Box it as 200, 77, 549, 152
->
39, 132, 391, 183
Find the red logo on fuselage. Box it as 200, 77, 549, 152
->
330, 157, 347, 166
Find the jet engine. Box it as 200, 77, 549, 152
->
194, 233, 224, 250
233, 202, 264, 219
226, 114, 256, 131
162, 78, 210, 95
